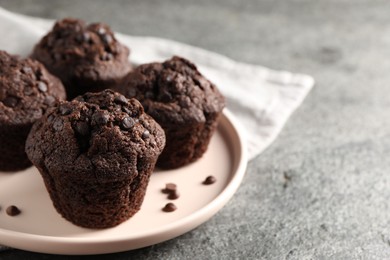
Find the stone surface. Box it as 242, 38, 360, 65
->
1, 0, 390, 259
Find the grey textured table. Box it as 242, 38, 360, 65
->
1, 1, 390, 259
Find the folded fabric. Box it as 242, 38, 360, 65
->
0, 7, 314, 251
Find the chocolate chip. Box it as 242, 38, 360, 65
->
102, 34, 113, 44
3, 96, 18, 107
47, 114, 55, 123
114, 94, 128, 105
142, 130, 150, 139
122, 106, 132, 115
203, 176, 217, 185
76, 32, 90, 43
101, 53, 113, 61
97, 27, 106, 35
6, 205, 21, 216
21, 66, 32, 74
162, 183, 177, 194
58, 104, 72, 115
37, 81, 48, 92
24, 86, 34, 95
92, 111, 109, 125
44, 96, 56, 105
121, 117, 135, 130
36, 69, 44, 80
168, 191, 180, 200
162, 203, 177, 212
74, 121, 90, 136
52, 117, 64, 131
83, 32, 90, 42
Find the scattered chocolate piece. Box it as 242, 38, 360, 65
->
162, 183, 177, 194
6, 205, 21, 216
168, 191, 180, 200
37, 81, 48, 92
162, 203, 177, 212
203, 175, 216, 185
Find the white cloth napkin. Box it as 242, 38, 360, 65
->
0, 7, 314, 251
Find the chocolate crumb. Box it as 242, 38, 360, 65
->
203, 175, 216, 185
162, 203, 177, 212
6, 205, 21, 216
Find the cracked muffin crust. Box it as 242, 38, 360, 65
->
115, 56, 225, 169
31, 18, 132, 99
25, 90, 165, 228
0, 50, 66, 171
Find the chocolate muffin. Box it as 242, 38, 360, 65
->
25, 90, 165, 228
115, 56, 225, 169
31, 18, 132, 100
0, 50, 66, 172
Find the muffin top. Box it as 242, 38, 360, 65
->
31, 18, 131, 83
116, 56, 225, 125
0, 50, 66, 126
26, 90, 165, 182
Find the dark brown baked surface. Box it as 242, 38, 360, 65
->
0, 50, 66, 171
31, 18, 132, 99
115, 56, 225, 169
26, 90, 165, 228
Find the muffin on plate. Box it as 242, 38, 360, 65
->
0, 50, 66, 172
25, 90, 165, 228
114, 56, 225, 169
31, 18, 132, 100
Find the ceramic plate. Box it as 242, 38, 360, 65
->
0, 109, 247, 255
